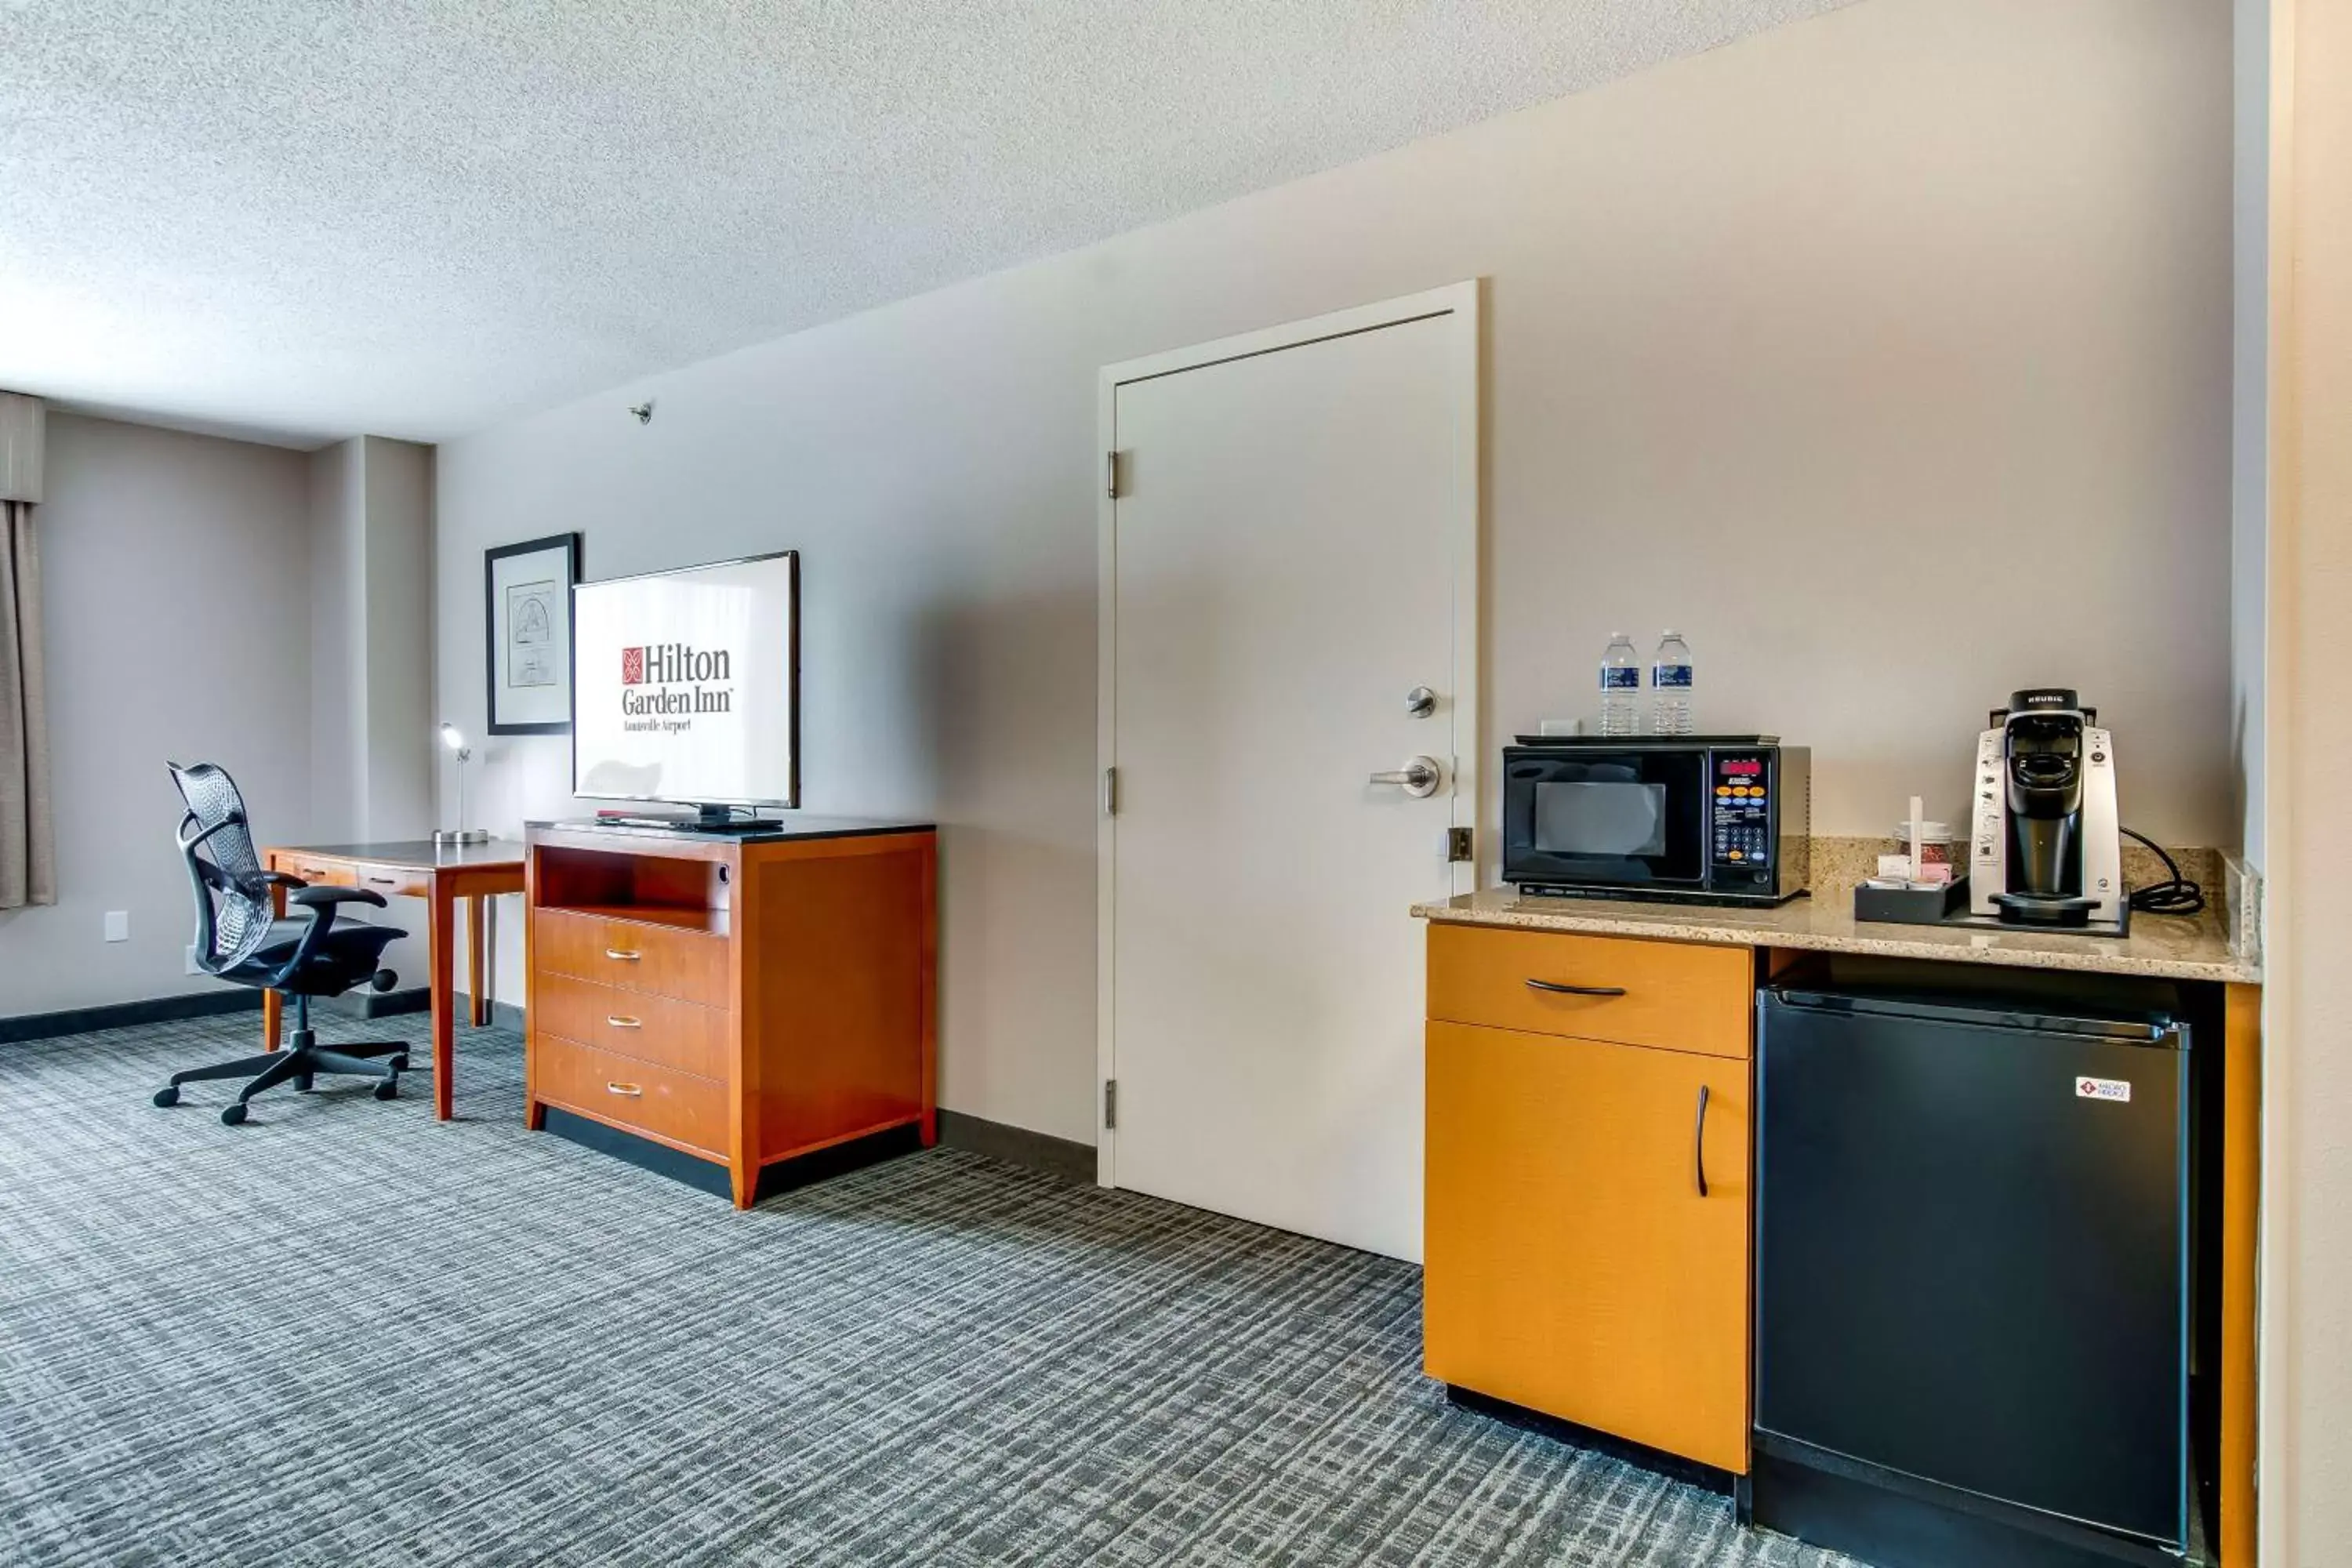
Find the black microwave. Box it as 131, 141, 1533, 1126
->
1501, 736, 1810, 906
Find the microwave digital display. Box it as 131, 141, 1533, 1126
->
1720, 759, 1764, 777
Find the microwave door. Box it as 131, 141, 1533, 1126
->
1510, 753, 1708, 887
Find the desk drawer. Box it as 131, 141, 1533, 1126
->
1427, 923, 1752, 1060
536, 971, 728, 1080
275, 855, 357, 889
532, 1033, 727, 1157
347, 864, 430, 899
534, 909, 728, 1006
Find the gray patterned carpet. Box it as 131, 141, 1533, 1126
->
0, 1011, 1862, 1567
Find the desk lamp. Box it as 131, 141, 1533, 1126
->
435, 723, 489, 846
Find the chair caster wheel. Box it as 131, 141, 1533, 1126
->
373, 1079, 400, 1102
295, 1076, 314, 1093
220, 1103, 249, 1127
388, 1054, 410, 1073
152, 1086, 180, 1108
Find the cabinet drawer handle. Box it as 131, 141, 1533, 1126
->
607, 1015, 642, 1029
1524, 978, 1628, 998
1693, 1083, 1710, 1199
367, 876, 398, 887
606, 1081, 643, 1098
605, 948, 641, 961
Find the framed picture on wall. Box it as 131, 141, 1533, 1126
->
485, 532, 581, 735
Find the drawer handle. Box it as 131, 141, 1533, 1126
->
367, 876, 398, 887
605, 948, 641, 961
606, 1081, 644, 1098
1523, 978, 1628, 998
607, 1015, 642, 1029
1693, 1083, 1710, 1199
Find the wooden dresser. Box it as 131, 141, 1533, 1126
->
523, 818, 937, 1207
1423, 920, 1759, 1473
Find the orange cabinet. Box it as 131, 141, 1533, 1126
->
1423, 927, 1755, 1474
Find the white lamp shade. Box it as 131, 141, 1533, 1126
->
0, 393, 42, 505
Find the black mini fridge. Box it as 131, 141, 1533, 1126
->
1754, 981, 2190, 1564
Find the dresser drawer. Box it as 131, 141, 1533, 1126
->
533, 909, 728, 1006
535, 970, 728, 1080
532, 1033, 728, 1158
1427, 923, 1752, 1059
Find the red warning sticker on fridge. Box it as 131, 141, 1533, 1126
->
2075, 1076, 2132, 1103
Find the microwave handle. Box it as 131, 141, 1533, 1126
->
1523, 978, 1629, 998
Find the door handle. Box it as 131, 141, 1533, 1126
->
1368, 756, 1443, 799
1523, 978, 1628, 998
1693, 1083, 1710, 1198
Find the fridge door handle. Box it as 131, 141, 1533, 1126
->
1693, 1083, 1710, 1198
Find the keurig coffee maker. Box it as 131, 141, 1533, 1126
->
1967, 688, 2125, 931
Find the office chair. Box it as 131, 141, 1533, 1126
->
155, 761, 411, 1125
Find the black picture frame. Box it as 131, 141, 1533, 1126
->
485, 532, 582, 735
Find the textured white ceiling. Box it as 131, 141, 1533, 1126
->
0, 1, 1852, 448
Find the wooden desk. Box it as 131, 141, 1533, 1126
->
263, 840, 527, 1120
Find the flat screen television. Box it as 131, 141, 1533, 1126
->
572, 550, 800, 820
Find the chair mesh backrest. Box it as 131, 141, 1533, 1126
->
169, 761, 275, 971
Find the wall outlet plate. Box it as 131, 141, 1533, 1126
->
103, 910, 129, 942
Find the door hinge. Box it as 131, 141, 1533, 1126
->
1102, 765, 1120, 816
1104, 1079, 1118, 1130
1105, 450, 1120, 499
1446, 826, 1473, 864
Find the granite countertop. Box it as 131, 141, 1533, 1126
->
1412, 886, 2258, 985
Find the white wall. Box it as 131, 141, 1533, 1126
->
307, 434, 436, 983
0, 414, 311, 1014
434, 0, 2236, 1144
2234, 0, 2270, 870
2266, 0, 2352, 1554
307, 437, 360, 835
358, 437, 434, 842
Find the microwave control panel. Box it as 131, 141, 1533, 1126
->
1709, 753, 1775, 875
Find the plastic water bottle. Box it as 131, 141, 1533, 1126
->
1599, 632, 1642, 736
1651, 630, 1695, 735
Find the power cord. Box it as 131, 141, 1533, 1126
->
2122, 826, 2205, 916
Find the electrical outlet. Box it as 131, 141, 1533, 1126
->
103, 910, 129, 943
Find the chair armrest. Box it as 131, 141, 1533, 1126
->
257, 869, 307, 889
289, 885, 387, 910
259, 885, 387, 987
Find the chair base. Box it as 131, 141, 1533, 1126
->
153, 1013, 408, 1124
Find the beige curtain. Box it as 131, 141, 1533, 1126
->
0, 499, 53, 908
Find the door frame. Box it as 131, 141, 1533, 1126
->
1094, 279, 1485, 1188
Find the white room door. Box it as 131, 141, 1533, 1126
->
1099, 283, 1479, 1262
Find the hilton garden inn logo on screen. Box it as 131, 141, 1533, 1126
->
619, 642, 735, 731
